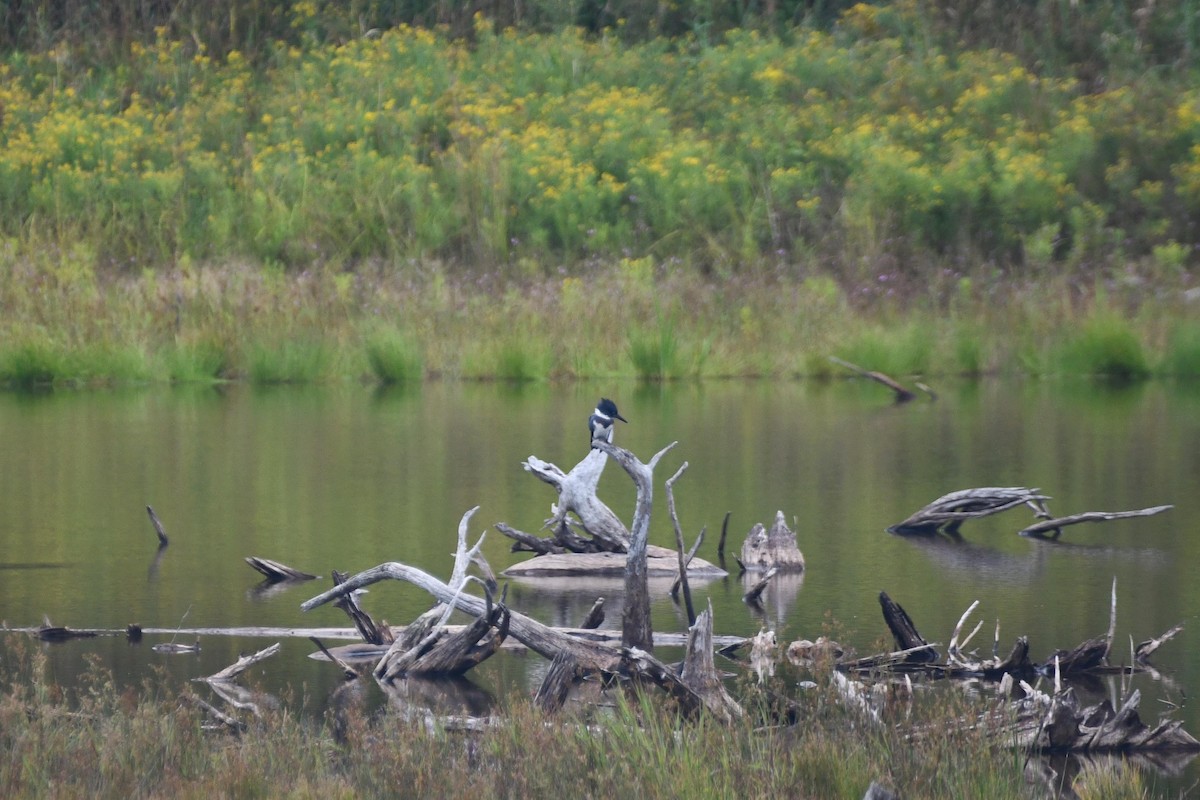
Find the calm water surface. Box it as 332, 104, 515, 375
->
1, 379, 1199, 766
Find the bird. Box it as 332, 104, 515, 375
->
588, 397, 627, 447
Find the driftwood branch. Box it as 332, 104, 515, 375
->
890, 487, 1052, 534
245, 557, 317, 582
828, 356, 917, 403
1019, 505, 1173, 538
592, 439, 678, 651
522, 450, 629, 551
203, 643, 282, 683
665, 462, 697, 626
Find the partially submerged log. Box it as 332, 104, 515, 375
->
501, 545, 725, 580
892, 488, 1172, 538
1019, 505, 1173, 538
889, 487, 1052, 534
245, 557, 317, 583
739, 511, 805, 573
146, 505, 169, 546
828, 356, 919, 403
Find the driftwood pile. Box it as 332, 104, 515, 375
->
890, 487, 1172, 538
300, 438, 744, 721
783, 586, 1200, 755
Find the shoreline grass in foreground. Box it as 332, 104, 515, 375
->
0, 259, 1198, 388
0, 636, 1162, 799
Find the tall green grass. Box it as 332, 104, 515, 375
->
1055, 312, 1152, 380
1, 635, 1157, 799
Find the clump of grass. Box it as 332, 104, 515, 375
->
246, 339, 332, 384
1055, 312, 1151, 380
835, 324, 933, 378
1158, 321, 1200, 378
161, 337, 232, 383
364, 327, 424, 384
0, 338, 67, 388
627, 322, 681, 380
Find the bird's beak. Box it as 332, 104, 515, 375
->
615, 412, 628, 423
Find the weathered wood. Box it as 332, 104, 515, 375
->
1136, 623, 1185, 663
739, 511, 805, 572
579, 598, 605, 630
331, 570, 388, 646
1019, 505, 1173, 538
890, 487, 1052, 534
37, 624, 98, 642
879, 591, 938, 664
534, 651, 586, 713
829, 355, 917, 403
717, 511, 731, 561
186, 692, 246, 732
204, 643, 281, 683
377, 603, 509, 680
245, 557, 317, 582
665, 462, 697, 625
501, 546, 726, 579
743, 567, 777, 606
975, 685, 1200, 753
669, 527, 705, 601
309, 637, 359, 679
678, 603, 743, 722
146, 505, 169, 546
592, 439, 677, 651
302, 561, 626, 673
522, 450, 630, 552
497, 522, 568, 554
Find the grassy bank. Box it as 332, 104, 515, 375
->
0, 636, 1157, 799
1, 4, 1199, 386
0, 254, 1197, 386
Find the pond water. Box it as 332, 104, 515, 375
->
1, 379, 1199, 773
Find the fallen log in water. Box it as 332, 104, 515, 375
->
245, 557, 317, 582
1019, 505, 1173, 538
891, 488, 1172, 538
889, 487, 1052, 534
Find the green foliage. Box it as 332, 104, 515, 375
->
1159, 321, 1200, 377
161, 338, 232, 383
627, 321, 681, 380
364, 327, 424, 383
1055, 312, 1151, 380
2, 7, 1200, 272
0, 338, 67, 388
246, 339, 332, 384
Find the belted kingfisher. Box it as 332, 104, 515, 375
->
589, 397, 627, 447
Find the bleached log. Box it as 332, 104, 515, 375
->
829, 356, 917, 403
1019, 505, 1173, 538
302, 561, 625, 673
889, 487, 1052, 534
523, 449, 630, 551
245, 557, 317, 582
203, 642, 281, 683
